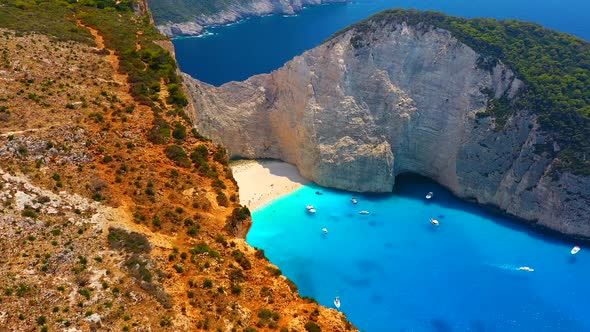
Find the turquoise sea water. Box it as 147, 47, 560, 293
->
173, 0, 590, 86
247, 175, 590, 331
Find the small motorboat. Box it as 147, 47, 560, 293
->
322, 228, 328, 234
351, 197, 358, 204
315, 191, 323, 195
426, 192, 433, 200
359, 211, 370, 215
308, 208, 316, 214
518, 266, 534, 272
334, 296, 341, 309
430, 218, 439, 226
571, 246, 581, 255
306, 205, 314, 210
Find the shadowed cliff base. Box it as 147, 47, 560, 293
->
393, 173, 590, 245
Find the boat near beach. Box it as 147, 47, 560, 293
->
571, 246, 581, 255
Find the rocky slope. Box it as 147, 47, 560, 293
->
149, 0, 348, 37
184, 14, 590, 237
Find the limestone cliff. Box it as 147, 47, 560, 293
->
183, 16, 590, 237
150, 0, 348, 37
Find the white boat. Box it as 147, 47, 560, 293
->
322, 228, 328, 234
308, 208, 316, 214
306, 205, 314, 210
426, 192, 433, 200
359, 211, 370, 215
334, 296, 341, 309
351, 197, 358, 204
571, 246, 581, 255
518, 266, 534, 272
430, 218, 440, 226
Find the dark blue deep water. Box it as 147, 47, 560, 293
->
247, 175, 590, 331
172, 0, 590, 86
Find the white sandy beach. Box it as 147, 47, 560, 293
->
230, 160, 309, 211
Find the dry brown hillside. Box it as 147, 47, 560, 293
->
0, 2, 354, 332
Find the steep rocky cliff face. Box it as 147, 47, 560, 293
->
150, 0, 348, 37
183, 20, 590, 237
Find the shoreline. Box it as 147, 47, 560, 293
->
230, 159, 310, 211
160, 1, 350, 38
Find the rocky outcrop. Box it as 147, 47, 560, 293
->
152, 0, 348, 37
183, 20, 590, 237
158, 21, 204, 38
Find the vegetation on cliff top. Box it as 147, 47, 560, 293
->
334, 9, 590, 175
1, 0, 187, 111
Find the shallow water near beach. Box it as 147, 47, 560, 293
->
173, 0, 590, 85
247, 175, 590, 331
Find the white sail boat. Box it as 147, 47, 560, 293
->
334, 296, 341, 309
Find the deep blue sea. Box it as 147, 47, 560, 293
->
172, 0, 590, 86
247, 175, 590, 331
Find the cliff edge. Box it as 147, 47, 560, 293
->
184, 10, 590, 238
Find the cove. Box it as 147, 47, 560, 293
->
246, 174, 589, 331
173, 0, 590, 86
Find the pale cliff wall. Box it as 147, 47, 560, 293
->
153, 0, 348, 37
183, 21, 590, 237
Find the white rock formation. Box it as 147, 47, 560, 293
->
183, 20, 590, 237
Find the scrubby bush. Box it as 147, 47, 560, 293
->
164, 145, 191, 167
107, 227, 151, 254
305, 321, 321, 332
172, 121, 187, 140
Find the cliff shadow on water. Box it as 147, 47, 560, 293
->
392, 173, 590, 246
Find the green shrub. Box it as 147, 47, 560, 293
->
304, 321, 321, 332
216, 190, 229, 207
265, 266, 282, 277
148, 116, 171, 144
231, 250, 252, 270
172, 122, 187, 140
164, 145, 191, 167
107, 227, 151, 254
212, 146, 228, 165
190, 145, 208, 164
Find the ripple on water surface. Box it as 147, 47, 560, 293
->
247, 175, 590, 331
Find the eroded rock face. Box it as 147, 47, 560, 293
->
183, 22, 590, 237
